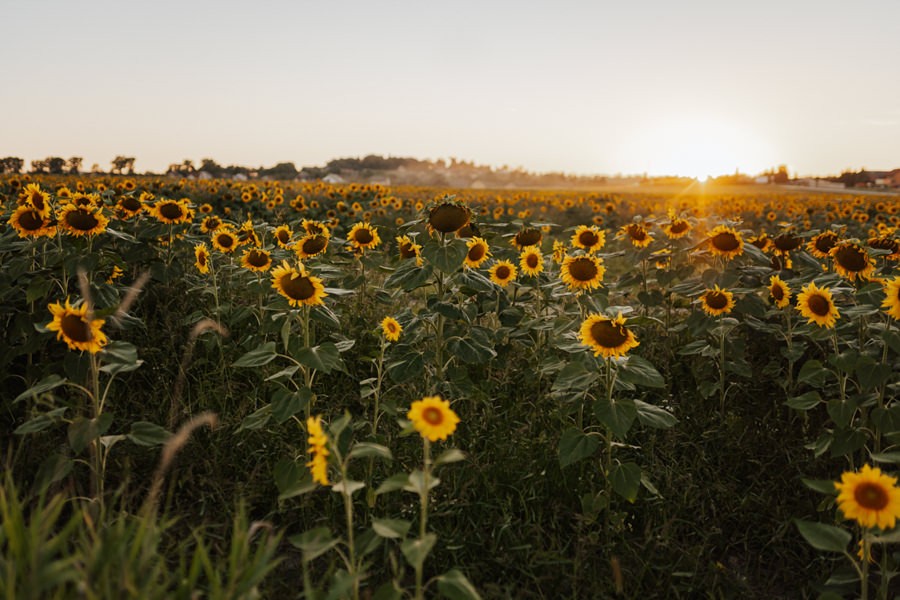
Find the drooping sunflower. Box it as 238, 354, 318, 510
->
46, 298, 108, 354
868, 232, 900, 261
271, 260, 327, 307
619, 222, 653, 248
772, 232, 803, 256
830, 241, 875, 282
807, 230, 841, 259
306, 415, 329, 486
560, 254, 605, 293
747, 233, 772, 252
381, 316, 402, 342
8, 205, 53, 238
70, 192, 100, 209
578, 312, 639, 359
700, 285, 735, 316
194, 243, 210, 274
396, 235, 423, 265
294, 234, 329, 259
489, 260, 517, 287
301, 219, 328, 236
408, 396, 459, 442
427, 197, 471, 234
241, 247, 273, 272
571, 225, 606, 253
519, 245, 544, 277
768, 275, 791, 308
211, 228, 239, 253
19, 183, 51, 218
707, 225, 743, 260
464, 237, 491, 269
237, 218, 260, 247
56, 204, 109, 237
200, 215, 223, 234
273, 224, 293, 248
882, 277, 900, 320
512, 228, 543, 250
151, 198, 193, 224
835, 464, 900, 530
796, 281, 840, 328
347, 222, 381, 252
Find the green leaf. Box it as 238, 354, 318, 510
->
634, 399, 677, 429
785, 391, 822, 411
236, 405, 272, 432
422, 239, 467, 273
233, 342, 278, 367
434, 448, 466, 465
616, 355, 665, 388
678, 340, 711, 356
386, 351, 425, 383
869, 451, 900, 464
828, 350, 858, 375
274, 459, 318, 501
558, 428, 599, 468
296, 342, 343, 374
856, 356, 892, 390
127, 421, 172, 446
552, 361, 598, 392
375, 473, 409, 496
67, 413, 114, 454
26, 276, 52, 303
827, 397, 857, 429
801, 478, 838, 495
331, 479, 365, 495
404, 470, 440, 495
384, 260, 434, 291
15, 374, 67, 403
609, 461, 642, 502
349, 442, 393, 461
289, 527, 340, 561
99, 341, 143, 374
446, 335, 496, 363
436, 569, 483, 600
594, 396, 636, 438
401, 533, 437, 569
34, 453, 73, 493
373, 582, 404, 600
372, 518, 412, 539
795, 520, 850, 553
14, 407, 68, 434
272, 388, 311, 423
798, 359, 829, 388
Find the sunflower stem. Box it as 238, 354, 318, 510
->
338, 458, 359, 600
719, 318, 726, 417
415, 437, 432, 600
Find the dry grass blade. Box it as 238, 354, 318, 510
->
169, 319, 229, 428
109, 270, 151, 328
77, 268, 93, 319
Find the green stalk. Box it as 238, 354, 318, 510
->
415, 438, 432, 600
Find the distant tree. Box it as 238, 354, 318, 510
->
66, 156, 83, 174
46, 157, 66, 174
111, 155, 136, 174
182, 159, 195, 174
259, 162, 298, 180
30, 159, 47, 174
773, 165, 790, 184
0, 157, 24, 174
200, 158, 226, 178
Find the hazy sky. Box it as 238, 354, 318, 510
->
3, 0, 899, 177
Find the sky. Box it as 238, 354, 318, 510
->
3, 0, 899, 178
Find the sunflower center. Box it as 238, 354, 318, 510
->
627, 225, 647, 241
159, 203, 184, 220
422, 406, 444, 426
354, 229, 374, 244
60, 314, 93, 342
429, 204, 470, 233
495, 265, 511, 279
669, 221, 688, 234
569, 257, 598, 281
198, 252, 208, 267
706, 292, 729, 309
216, 234, 235, 249
590, 320, 628, 349
774, 234, 802, 252
19, 210, 44, 230
120, 197, 142, 211
516, 229, 542, 247
247, 250, 270, 267
526, 254, 539, 268
854, 482, 890, 510
815, 234, 837, 254
807, 293, 831, 316
771, 285, 784, 302
280, 274, 316, 300
711, 232, 739, 251
205, 217, 221, 230
467, 244, 486, 262
579, 231, 599, 246
30, 191, 46, 210
276, 229, 291, 244
834, 246, 868, 272
65, 209, 100, 232
302, 236, 328, 255
400, 242, 418, 258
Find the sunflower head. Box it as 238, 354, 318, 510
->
211, 228, 238, 253
8, 205, 53, 238
271, 260, 327, 307
294, 234, 329, 259
796, 281, 840, 328
512, 228, 543, 250
700, 285, 735, 316
464, 237, 491, 269
381, 316, 402, 342
427, 197, 471, 234
241, 247, 273, 272
195, 243, 210, 274
619, 222, 653, 248
570, 225, 606, 252
347, 222, 381, 252
807, 231, 840, 258
768, 275, 791, 308
835, 464, 900, 530
663, 216, 691, 239
578, 312, 639, 359
881, 277, 900, 320
561, 254, 605, 293
519, 245, 544, 277
408, 396, 460, 442
46, 298, 108, 354
830, 241, 875, 282
747, 233, 771, 252
306, 415, 329, 485
772, 232, 803, 255
489, 260, 517, 287
152, 198, 193, 224
707, 225, 743, 259
57, 204, 109, 237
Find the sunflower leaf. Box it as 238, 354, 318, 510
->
594, 396, 637, 438
446, 336, 496, 364
795, 520, 850, 553
14, 374, 67, 403
798, 360, 829, 388
296, 343, 343, 374
785, 391, 822, 411
127, 421, 172, 447
372, 518, 412, 539
401, 533, 438, 569
375, 473, 410, 496
349, 442, 393, 462
558, 428, 600, 468
289, 527, 339, 561
233, 342, 277, 367
436, 569, 483, 600
609, 461, 642, 502
856, 356, 892, 390
634, 399, 677, 429
616, 355, 665, 388
422, 239, 467, 273
384, 260, 434, 291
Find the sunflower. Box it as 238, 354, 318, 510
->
489, 260, 517, 287
552, 240, 567, 264
151, 198, 193, 224
830, 241, 875, 282
56, 204, 109, 237
869, 232, 900, 261
700, 285, 735, 316
19, 183, 51, 218
707, 225, 743, 260
835, 464, 900, 530
519, 245, 544, 277
347, 222, 381, 252
560, 254, 605, 293
273, 224, 293, 248
200, 215, 223, 234
456, 222, 481, 238
306, 415, 329, 485
768, 275, 791, 308
105, 265, 124, 284
571, 225, 606, 253
618, 223, 653, 248
807, 231, 841, 259
427, 198, 470, 234
772, 232, 803, 256
578, 312, 639, 359
71, 192, 100, 209
796, 281, 840, 328
408, 396, 459, 442
8, 205, 53, 238
302, 219, 328, 236
241, 247, 272, 272
271, 260, 327, 307
464, 237, 491, 269
512, 228, 542, 250
194, 243, 210, 274
290, 234, 326, 260
882, 277, 900, 320
662, 214, 692, 239
116, 194, 145, 218
46, 298, 108, 354
747, 233, 771, 252
381, 316, 402, 342
211, 228, 238, 253
237, 218, 260, 247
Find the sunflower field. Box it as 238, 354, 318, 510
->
3, 173, 900, 598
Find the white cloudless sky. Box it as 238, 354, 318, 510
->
3, 0, 899, 177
